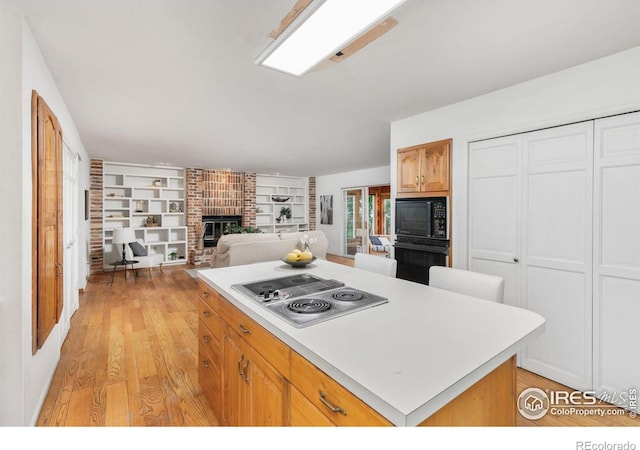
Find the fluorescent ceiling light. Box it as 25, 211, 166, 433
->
256, 0, 406, 76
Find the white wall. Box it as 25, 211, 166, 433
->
0, 4, 91, 425
0, 2, 26, 427
390, 46, 640, 269
315, 166, 390, 256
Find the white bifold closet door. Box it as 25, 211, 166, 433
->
519, 122, 594, 391
469, 121, 594, 391
468, 135, 522, 308
593, 112, 640, 407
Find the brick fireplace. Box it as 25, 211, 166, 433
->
186, 169, 256, 266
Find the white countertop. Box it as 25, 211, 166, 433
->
198, 259, 545, 426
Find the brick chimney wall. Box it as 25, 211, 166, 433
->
308, 177, 316, 231
187, 169, 256, 266
89, 159, 104, 273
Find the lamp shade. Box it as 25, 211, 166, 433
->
113, 228, 136, 245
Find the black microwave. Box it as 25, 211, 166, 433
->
395, 197, 448, 239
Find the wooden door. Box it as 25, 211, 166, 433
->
520, 121, 594, 391
397, 148, 421, 193
31, 91, 63, 353
246, 346, 289, 426
221, 326, 247, 426
422, 140, 450, 193
593, 111, 640, 406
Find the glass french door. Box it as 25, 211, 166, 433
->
343, 187, 369, 256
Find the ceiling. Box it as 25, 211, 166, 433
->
12, 0, 640, 176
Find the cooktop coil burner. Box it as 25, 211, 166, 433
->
287, 299, 332, 314
332, 290, 365, 302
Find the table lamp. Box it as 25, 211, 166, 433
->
113, 228, 136, 263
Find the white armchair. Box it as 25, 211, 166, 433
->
125, 239, 164, 279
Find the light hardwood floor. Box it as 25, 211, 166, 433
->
37, 259, 638, 427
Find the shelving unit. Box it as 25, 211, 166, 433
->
255, 175, 308, 234
103, 162, 188, 267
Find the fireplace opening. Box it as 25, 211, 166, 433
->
202, 215, 242, 247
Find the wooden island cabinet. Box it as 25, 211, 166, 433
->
197, 276, 524, 427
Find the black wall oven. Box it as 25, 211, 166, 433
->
395, 197, 449, 285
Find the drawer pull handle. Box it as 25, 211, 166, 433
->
202, 311, 211, 318
415, 176, 419, 187
202, 335, 210, 344
318, 390, 346, 416
241, 359, 250, 384
202, 291, 210, 297
239, 324, 251, 334
202, 359, 210, 369
421, 174, 425, 185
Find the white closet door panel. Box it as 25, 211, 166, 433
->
469, 175, 519, 261
527, 129, 590, 171
600, 164, 640, 271
527, 171, 587, 266
520, 121, 593, 390
594, 111, 640, 404
597, 276, 640, 401
600, 119, 640, 159
522, 266, 591, 390
469, 139, 519, 175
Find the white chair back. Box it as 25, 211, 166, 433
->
354, 253, 397, 277
429, 266, 505, 302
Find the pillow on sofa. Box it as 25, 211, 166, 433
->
129, 241, 148, 256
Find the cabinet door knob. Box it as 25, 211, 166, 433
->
202, 335, 210, 344
202, 359, 210, 369
514, 257, 519, 263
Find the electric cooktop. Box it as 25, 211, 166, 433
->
231, 273, 388, 328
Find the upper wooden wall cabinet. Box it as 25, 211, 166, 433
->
397, 139, 451, 197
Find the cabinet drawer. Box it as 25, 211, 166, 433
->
219, 297, 290, 379
198, 279, 219, 312
199, 298, 221, 341
291, 352, 391, 426
198, 344, 222, 419
290, 385, 335, 427
199, 319, 221, 363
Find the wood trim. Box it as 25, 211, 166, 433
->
268, 0, 313, 39
419, 356, 517, 426
31, 90, 39, 354
330, 17, 398, 63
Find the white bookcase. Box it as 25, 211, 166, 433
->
255, 175, 308, 234
103, 161, 188, 267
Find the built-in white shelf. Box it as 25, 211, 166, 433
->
103, 162, 188, 267
256, 174, 309, 234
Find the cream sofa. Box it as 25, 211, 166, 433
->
211, 230, 328, 268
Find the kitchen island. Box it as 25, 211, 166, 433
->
197, 259, 545, 426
